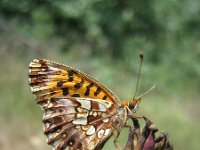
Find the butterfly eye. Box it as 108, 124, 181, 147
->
133, 104, 138, 113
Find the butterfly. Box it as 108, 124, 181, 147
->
28, 58, 143, 150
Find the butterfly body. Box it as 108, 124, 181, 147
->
28, 59, 137, 150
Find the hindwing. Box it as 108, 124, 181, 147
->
43, 97, 118, 150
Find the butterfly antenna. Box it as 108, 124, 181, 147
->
136, 84, 156, 99
133, 52, 143, 100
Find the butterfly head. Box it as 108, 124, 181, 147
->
126, 84, 156, 113
128, 97, 141, 113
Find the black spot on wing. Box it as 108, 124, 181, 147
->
71, 94, 81, 97
62, 88, 69, 96
94, 87, 101, 96
103, 95, 107, 100
57, 81, 65, 87
74, 79, 84, 89
84, 83, 94, 96
68, 70, 74, 82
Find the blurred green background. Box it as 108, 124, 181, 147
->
0, 0, 200, 150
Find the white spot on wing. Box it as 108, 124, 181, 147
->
104, 128, 111, 136
29, 60, 41, 67
86, 125, 96, 136
60, 99, 75, 106
103, 118, 109, 123
45, 110, 52, 117
45, 122, 50, 128
48, 66, 60, 71
28, 78, 32, 83
97, 129, 104, 139
77, 99, 91, 110
103, 101, 112, 108
48, 98, 76, 108
81, 125, 90, 131
77, 112, 88, 118
72, 118, 87, 125
98, 103, 106, 112
65, 107, 76, 114
93, 112, 97, 117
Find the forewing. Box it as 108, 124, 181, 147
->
44, 97, 117, 150
28, 59, 120, 108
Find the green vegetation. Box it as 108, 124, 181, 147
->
0, 0, 200, 150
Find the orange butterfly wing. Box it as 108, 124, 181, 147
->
28, 59, 120, 108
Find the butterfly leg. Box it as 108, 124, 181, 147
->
113, 129, 121, 150
127, 114, 144, 121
